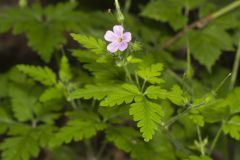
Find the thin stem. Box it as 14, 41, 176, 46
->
85, 140, 96, 160
123, 65, 133, 83
135, 71, 140, 89
141, 80, 147, 93
209, 41, 240, 155
114, 0, 124, 24
160, 1, 240, 49
166, 69, 192, 94
197, 126, 205, 156
164, 102, 205, 128
212, 1, 240, 19
214, 73, 232, 93
163, 126, 192, 155
96, 141, 107, 160
124, 0, 132, 14
210, 123, 223, 154
229, 40, 240, 91
186, 37, 192, 79
70, 100, 77, 109
31, 119, 37, 128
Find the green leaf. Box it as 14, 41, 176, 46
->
0, 3, 82, 62
100, 84, 143, 107
0, 127, 37, 160
188, 114, 205, 127
0, 108, 14, 134
129, 99, 164, 142
144, 86, 167, 100
69, 84, 114, 100
17, 65, 56, 86
0, 74, 8, 97
137, 63, 164, 84
141, 0, 187, 30
9, 85, 36, 121
223, 116, 240, 140
200, 99, 230, 123
40, 87, 63, 102
50, 118, 106, 147
225, 87, 240, 114
188, 26, 233, 71
59, 55, 72, 82
167, 85, 185, 105
106, 127, 139, 152
71, 33, 106, 54
0, 125, 55, 160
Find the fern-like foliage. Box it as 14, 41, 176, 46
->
100, 84, 143, 107
144, 86, 167, 99
59, 55, 72, 82
129, 99, 164, 142
71, 33, 106, 54
17, 65, 56, 86
0, 3, 82, 62
69, 84, 114, 100
137, 63, 164, 84
166, 85, 185, 105
106, 127, 139, 152
223, 116, 240, 140
40, 87, 62, 102
0, 125, 55, 160
50, 113, 106, 147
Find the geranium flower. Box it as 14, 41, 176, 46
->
104, 25, 132, 53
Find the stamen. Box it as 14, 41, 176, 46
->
118, 37, 123, 42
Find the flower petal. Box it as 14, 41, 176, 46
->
104, 31, 118, 42
107, 42, 120, 53
123, 32, 132, 42
118, 42, 128, 51
113, 25, 124, 36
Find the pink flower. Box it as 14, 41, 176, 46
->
104, 25, 132, 53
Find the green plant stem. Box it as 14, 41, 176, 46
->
166, 69, 192, 94
161, 1, 240, 49
210, 123, 224, 154
123, 65, 133, 83
197, 126, 205, 156
124, 0, 132, 13
209, 41, 240, 154
141, 80, 147, 93
114, 0, 124, 24
212, 1, 240, 19
96, 141, 107, 160
229, 40, 240, 91
135, 71, 140, 89
214, 73, 232, 93
163, 127, 192, 155
85, 140, 96, 160
186, 38, 191, 78
164, 102, 205, 128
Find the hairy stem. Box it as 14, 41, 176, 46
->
114, 0, 124, 24
210, 41, 240, 154
164, 102, 205, 128
197, 126, 205, 156
141, 80, 147, 93
96, 141, 107, 160
210, 123, 224, 154
124, 0, 132, 14
123, 65, 133, 83
135, 71, 140, 89
85, 140, 96, 160
229, 40, 240, 91
161, 1, 240, 49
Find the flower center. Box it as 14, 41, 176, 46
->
117, 37, 123, 43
